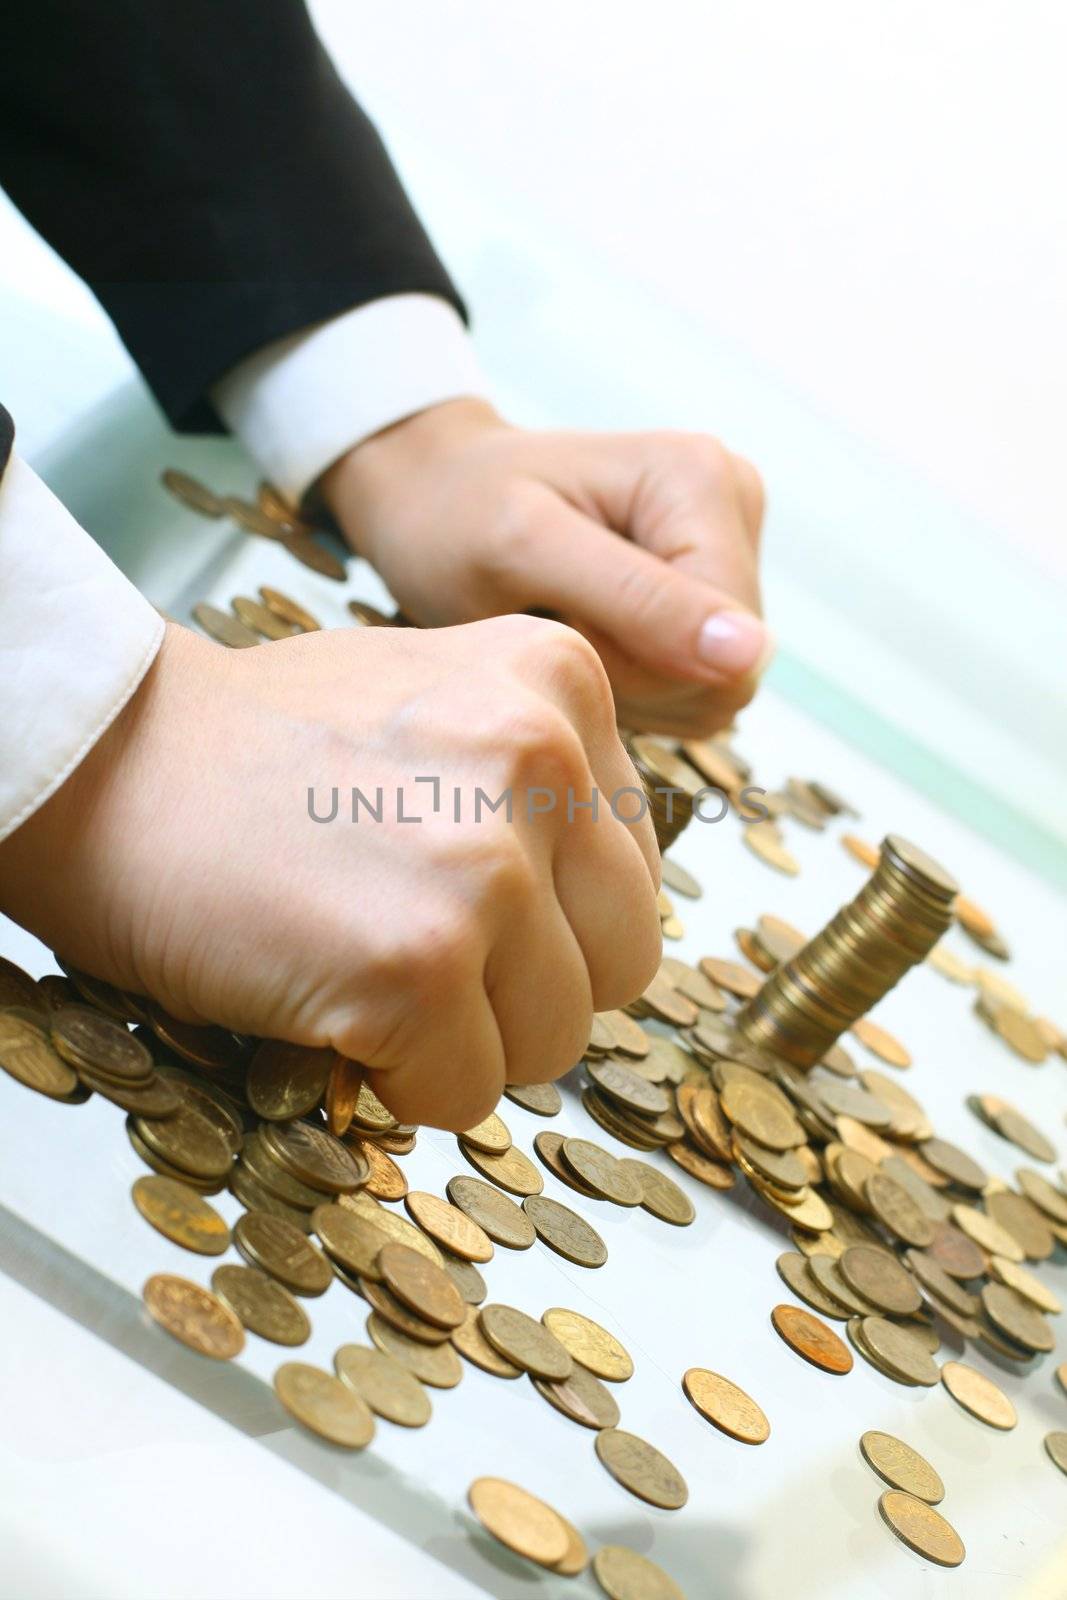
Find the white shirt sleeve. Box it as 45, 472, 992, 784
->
211, 293, 492, 504
0, 453, 164, 843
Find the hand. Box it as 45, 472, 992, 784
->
0, 618, 660, 1130
322, 399, 771, 735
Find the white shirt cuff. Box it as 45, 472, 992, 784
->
211, 294, 493, 503
0, 454, 164, 843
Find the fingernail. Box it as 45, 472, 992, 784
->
697, 610, 773, 676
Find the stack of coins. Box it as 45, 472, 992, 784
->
626, 737, 705, 854
737, 836, 958, 1067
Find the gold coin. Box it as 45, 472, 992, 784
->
135, 1105, 233, 1182
211, 1264, 310, 1346
339, 1191, 444, 1265
323, 1057, 363, 1137
928, 945, 974, 984
850, 1017, 911, 1068
952, 1203, 1023, 1263
940, 1360, 1017, 1429
860, 1431, 944, 1502
459, 1140, 544, 1197
459, 1111, 512, 1154
0, 1011, 80, 1099
561, 1138, 643, 1206
132, 1175, 231, 1255
839, 1245, 921, 1316
1044, 1432, 1067, 1477
50, 1005, 152, 1080
359, 1276, 453, 1344
980, 1283, 1055, 1352
404, 1190, 494, 1263
146, 1005, 249, 1073
592, 1545, 686, 1600
842, 834, 880, 868
767, 1185, 834, 1234
143, 1273, 244, 1359
378, 1241, 465, 1330
523, 1195, 607, 1268
274, 1361, 374, 1446
479, 1304, 573, 1380
504, 1081, 562, 1116
235, 1210, 334, 1296
594, 1428, 689, 1509
987, 1254, 1061, 1314
312, 1201, 391, 1278
878, 1491, 964, 1567
192, 601, 261, 648
665, 1141, 736, 1190
367, 1313, 463, 1387
451, 1305, 522, 1377
770, 1304, 853, 1374
720, 1080, 803, 1151
259, 585, 320, 632
534, 1362, 620, 1430
552, 1513, 589, 1577
743, 821, 799, 876
246, 1041, 334, 1121
445, 1175, 536, 1249
682, 1368, 769, 1444
672, 966, 727, 1012
925, 1219, 985, 1279
230, 1163, 310, 1226
542, 1309, 633, 1382
587, 1058, 670, 1117
467, 1477, 569, 1569
221, 495, 290, 540
348, 1137, 407, 1202
161, 469, 224, 517
617, 1159, 695, 1225
991, 1005, 1049, 1064
231, 595, 296, 641
334, 1343, 432, 1427
262, 1119, 367, 1193
860, 1317, 939, 1386
699, 957, 761, 999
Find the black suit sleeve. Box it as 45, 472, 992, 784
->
0, 0, 463, 431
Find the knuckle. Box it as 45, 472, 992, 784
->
674, 431, 733, 489
498, 698, 587, 789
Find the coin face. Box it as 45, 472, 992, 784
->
1016, 1168, 1067, 1226
377, 1242, 465, 1330
451, 1306, 522, 1377
143, 1273, 245, 1359
339, 1191, 443, 1265
592, 1545, 686, 1600
534, 1362, 620, 1430
920, 1138, 986, 1192
367, 1314, 463, 1388
665, 1141, 735, 1189
359, 1276, 453, 1345
479, 1305, 573, 1381
349, 1138, 407, 1202
952, 1203, 1024, 1263
594, 1428, 688, 1509
262, 1119, 367, 1193
839, 1245, 921, 1316
850, 1017, 911, 1069
865, 1173, 934, 1247
523, 1195, 607, 1268
775, 1253, 848, 1320
51, 1006, 152, 1080
987, 1255, 1061, 1314
234, 1210, 333, 1295
441, 1251, 487, 1306
743, 821, 799, 876
446, 1175, 536, 1249
700, 957, 761, 999
404, 1190, 494, 1263
136, 1105, 233, 1181
231, 596, 296, 642
771, 1304, 853, 1374
274, 1362, 375, 1447
860, 1317, 939, 1386
0, 1011, 79, 1099
246, 1042, 334, 1121
561, 1138, 644, 1206
259, 586, 321, 632
504, 1081, 562, 1116
334, 1343, 432, 1427
980, 1283, 1055, 1352
617, 1160, 695, 1225
721, 1080, 803, 1151
860, 1432, 944, 1502
132, 1176, 231, 1255
467, 1477, 569, 1569
542, 1309, 633, 1382
940, 1361, 1017, 1430
459, 1140, 544, 1197
1044, 1433, 1067, 1477
193, 601, 261, 648
211, 1264, 311, 1346
682, 1369, 769, 1444
459, 1111, 512, 1154
878, 1490, 964, 1567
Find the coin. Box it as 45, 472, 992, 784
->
283, 529, 347, 580
451, 1306, 522, 1376
1044, 1433, 1067, 1477
334, 1343, 432, 1427
50, 1005, 152, 1081
542, 1309, 633, 1382
588, 1059, 670, 1117
467, 1477, 569, 1568
878, 1490, 964, 1567
665, 1141, 736, 1189
262, 1120, 367, 1193
161, 469, 224, 517
523, 1195, 607, 1267
534, 1362, 620, 1430
859, 1431, 944, 1507
459, 1139, 544, 1197
378, 1242, 465, 1329
905, 1251, 979, 1317
925, 1220, 986, 1279
404, 1190, 494, 1263
595, 1428, 688, 1509
446, 1175, 536, 1249
459, 1111, 512, 1154
980, 1283, 1055, 1352
808, 1255, 881, 1317
940, 1361, 1016, 1429
193, 601, 261, 648
617, 1159, 695, 1225
143, 1273, 244, 1359
274, 1361, 374, 1446
952, 1203, 1023, 1263
561, 1138, 643, 1206
928, 946, 975, 984
359, 1276, 453, 1344
860, 1317, 938, 1386
339, 1191, 444, 1265
682, 1368, 769, 1444
592, 1545, 686, 1600
850, 1018, 911, 1068
0, 1011, 80, 1099
146, 1006, 249, 1073
775, 1253, 848, 1320
552, 1514, 589, 1578
230, 1163, 310, 1226
479, 1304, 573, 1381
259, 586, 320, 632
660, 858, 702, 899
367, 1313, 463, 1387
349, 1138, 407, 1202
839, 1245, 921, 1316
210, 1263, 310, 1346
312, 1201, 391, 1279
132, 1175, 231, 1255
865, 1172, 934, 1247
1016, 1167, 1067, 1226
987, 1255, 1061, 1314
771, 1304, 853, 1374
743, 821, 799, 875
135, 1105, 233, 1181
234, 1210, 333, 1296
246, 1041, 333, 1121
441, 1251, 486, 1305
700, 957, 761, 999
504, 1081, 562, 1116
721, 1080, 804, 1151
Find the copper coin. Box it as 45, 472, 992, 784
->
446, 1175, 536, 1249
592, 1545, 685, 1600
479, 1304, 573, 1381
504, 1081, 563, 1116
459, 1140, 544, 1197
467, 1477, 569, 1568
561, 1138, 643, 1206
940, 1361, 1017, 1430
404, 1190, 494, 1263
665, 1141, 736, 1189
143, 1273, 244, 1359
234, 1210, 333, 1296
132, 1175, 231, 1255
594, 1429, 688, 1510
211, 1264, 311, 1346
771, 1304, 853, 1374
682, 1368, 770, 1444
878, 1491, 964, 1567
246, 1041, 335, 1121
533, 1363, 620, 1430
523, 1194, 607, 1268
274, 1361, 375, 1447
367, 1314, 463, 1388
262, 1119, 367, 1193
451, 1306, 522, 1377
377, 1242, 465, 1330
259, 585, 321, 632
860, 1431, 944, 1503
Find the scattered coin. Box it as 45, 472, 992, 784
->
161, 469, 224, 517
211, 1264, 310, 1346
0, 1011, 80, 1099
334, 1343, 432, 1427
952, 1203, 1024, 1263
860, 1317, 939, 1386
561, 1138, 643, 1206
467, 1477, 569, 1569
192, 601, 261, 648
479, 1305, 573, 1381
262, 1120, 367, 1193
860, 1431, 944, 1503
839, 1245, 921, 1316
851, 1017, 911, 1069
940, 1361, 1017, 1430
441, 1252, 487, 1306
367, 1314, 463, 1388
459, 1140, 544, 1197
143, 1273, 244, 1359
682, 1368, 769, 1444
274, 1361, 375, 1447
446, 1176, 535, 1249
504, 1081, 562, 1116
980, 1283, 1055, 1353
542, 1309, 633, 1382
987, 1255, 1061, 1315
459, 1111, 512, 1154
617, 1159, 695, 1225
451, 1306, 522, 1377
259, 586, 320, 632
533, 1362, 621, 1430
878, 1490, 964, 1567
377, 1242, 465, 1330
132, 1175, 231, 1255
770, 1304, 853, 1374
1044, 1432, 1067, 1478
592, 1545, 686, 1600
594, 1428, 689, 1509
404, 1190, 494, 1263
523, 1194, 607, 1267
665, 1142, 736, 1189
232, 596, 296, 641
234, 1210, 333, 1296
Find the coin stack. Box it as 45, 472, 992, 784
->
626, 737, 705, 854
737, 836, 958, 1067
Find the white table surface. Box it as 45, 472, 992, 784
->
2, 496, 1067, 1600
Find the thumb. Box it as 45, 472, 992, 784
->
514, 494, 772, 685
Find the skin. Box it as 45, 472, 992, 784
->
1, 400, 767, 1127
